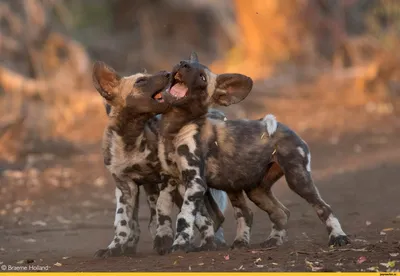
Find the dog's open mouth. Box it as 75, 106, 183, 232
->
152, 90, 164, 102
168, 73, 188, 99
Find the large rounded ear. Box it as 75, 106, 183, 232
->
92, 61, 121, 101
212, 73, 253, 106
189, 51, 199, 63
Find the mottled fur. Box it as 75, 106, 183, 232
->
156, 53, 350, 252
92, 61, 228, 257
93, 62, 170, 258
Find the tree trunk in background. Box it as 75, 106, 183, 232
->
211, 0, 305, 80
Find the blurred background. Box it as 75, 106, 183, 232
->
1, 0, 400, 162
1, 1, 400, 269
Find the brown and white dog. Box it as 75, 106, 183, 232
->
91, 61, 228, 257
154, 53, 350, 253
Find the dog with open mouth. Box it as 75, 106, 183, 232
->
92, 61, 228, 257
155, 52, 350, 253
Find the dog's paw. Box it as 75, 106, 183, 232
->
230, 239, 249, 250
260, 237, 282, 248
171, 242, 193, 253
93, 246, 136, 258
154, 235, 173, 255
329, 235, 351, 247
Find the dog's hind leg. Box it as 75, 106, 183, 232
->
128, 183, 141, 249
228, 191, 253, 249
154, 176, 178, 255
143, 183, 160, 241
246, 162, 290, 247
277, 143, 350, 247
209, 188, 228, 247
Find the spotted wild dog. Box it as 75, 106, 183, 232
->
154, 53, 350, 254
91, 61, 228, 257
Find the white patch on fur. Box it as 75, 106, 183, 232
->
326, 214, 346, 237
173, 124, 201, 178
155, 180, 176, 239
108, 184, 139, 249
158, 139, 170, 173
262, 114, 277, 136
306, 152, 311, 172
156, 182, 175, 217
115, 187, 122, 203
178, 183, 186, 199
113, 187, 124, 226
196, 212, 215, 246
172, 184, 206, 246
233, 216, 251, 243
173, 207, 196, 245
297, 146, 305, 157
174, 124, 198, 152
266, 228, 288, 245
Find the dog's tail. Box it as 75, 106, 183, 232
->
261, 114, 277, 137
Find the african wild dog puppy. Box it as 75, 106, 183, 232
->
154, 53, 350, 253
92, 61, 228, 257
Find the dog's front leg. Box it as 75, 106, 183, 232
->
171, 179, 206, 252
94, 175, 140, 258
154, 176, 178, 255
176, 184, 220, 251
171, 145, 215, 252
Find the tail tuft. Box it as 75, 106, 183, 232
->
262, 114, 277, 136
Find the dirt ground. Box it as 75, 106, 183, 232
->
0, 99, 400, 272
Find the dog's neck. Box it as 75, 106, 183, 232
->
160, 107, 207, 137
109, 109, 153, 147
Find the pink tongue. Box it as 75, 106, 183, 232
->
170, 83, 188, 98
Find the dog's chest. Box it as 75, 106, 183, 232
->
158, 139, 179, 177
159, 123, 199, 178
106, 132, 154, 179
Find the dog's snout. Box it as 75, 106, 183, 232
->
160, 71, 170, 78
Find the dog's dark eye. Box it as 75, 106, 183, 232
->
200, 74, 206, 82
135, 77, 147, 85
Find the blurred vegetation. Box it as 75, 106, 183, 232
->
1, 0, 399, 163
